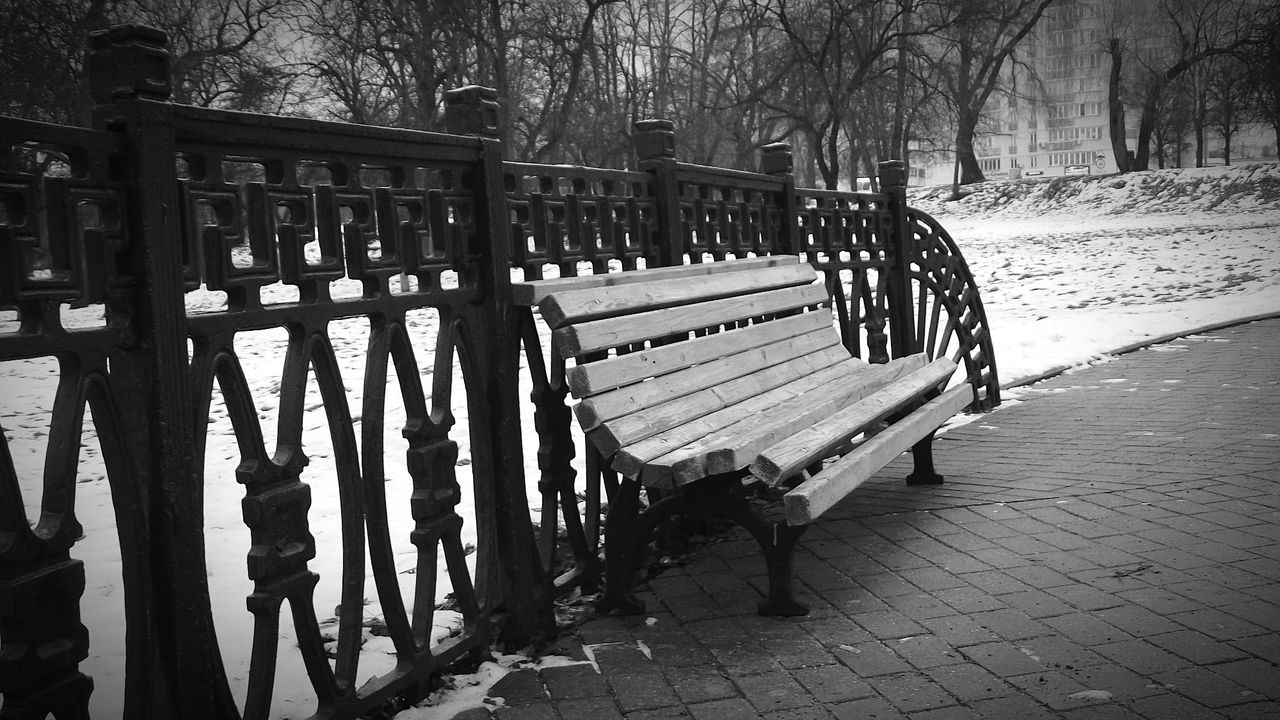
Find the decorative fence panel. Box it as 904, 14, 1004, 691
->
0, 25, 998, 720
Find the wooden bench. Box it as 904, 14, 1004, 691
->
514, 256, 975, 616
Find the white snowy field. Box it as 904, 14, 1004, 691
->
1, 161, 1278, 719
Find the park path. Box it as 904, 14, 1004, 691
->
453, 318, 1280, 720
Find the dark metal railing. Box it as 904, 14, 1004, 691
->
0, 26, 998, 720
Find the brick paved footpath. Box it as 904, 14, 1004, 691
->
465, 319, 1280, 720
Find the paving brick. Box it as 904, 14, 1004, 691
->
1001, 565, 1076, 590
791, 664, 875, 704
868, 673, 957, 714
852, 608, 928, 639
1169, 607, 1268, 640
687, 697, 759, 720
664, 664, 738, 705
969, 694, 1059, 719
492, 700, 558, 719
755, 629, 836, 670
1007, 670, 1114, 712
998, 588, 1078, 619
607, 672, 680, 713
1041, 612, 1130, 646
1128, 690, 1231, 719
760, 706, 833, 720
1149, 629, 1252, 665
856, 572, 920, 599
1043, 584, 1123, 612
924, 663, 1015, 702
831, 640, 911, 677
625, 708, 694, 720
910, 707, 982, 720
488, 668, 547, 705
932, 585, 1007, 615
1152, 666, 1261, 708
1067, 663, 1167, 701
960, 641, 1043, 677
889, 634, 965, 670
589, 644, 655, 675
920, 614, 999, 648
829, 695, 908, 720
1092, 605, 1183, 637
1018, 635, 1106, 670
1060, 705, 1146, 720
736, 670, 814, 713
1113, 586, 1204, 615
541, 664, 609, 700
1210, 659, 1280, 700
556, 696, 624, 720
969, 608, 1050, 641
1230, 634, 1280, 665
1224, 701, 1280, 720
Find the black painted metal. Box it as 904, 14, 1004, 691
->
0, 25, 998, 719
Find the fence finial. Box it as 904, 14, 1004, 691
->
88, 25, 171, 103
444, 86, 501, 138
878, 159, 906, 190
633, 119, 676, 163
762, 143, 793, 176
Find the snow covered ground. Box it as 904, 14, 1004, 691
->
1, 161, 1278, 718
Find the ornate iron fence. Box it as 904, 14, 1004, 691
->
0, 26, 998, 720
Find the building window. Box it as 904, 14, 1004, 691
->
980, 158, 1002, 172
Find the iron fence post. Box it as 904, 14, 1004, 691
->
89, 25, 236, 717
761, 143, 799, 256
444, 86, 553, 645
633, 120, 682, 267
879, 160, 918, 358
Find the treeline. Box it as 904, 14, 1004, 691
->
3, 0, 1278, 189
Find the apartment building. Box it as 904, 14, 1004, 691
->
915, 0, 1119, 186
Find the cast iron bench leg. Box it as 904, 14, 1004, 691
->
598, 477, 647, 615
705, 481, 811, 617
906, 430, 945, 486
597, 474, 813, 617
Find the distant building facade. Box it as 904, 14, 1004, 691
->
913, 0, 1115, 186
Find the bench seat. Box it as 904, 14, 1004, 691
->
515, 255, 972, 615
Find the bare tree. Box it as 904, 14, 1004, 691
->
1204, 55, 1253, 165
928, 0, 1054, 188
1103, 0, 1256, 173
1245, 3, 1280, 153
0, 0, 114, 124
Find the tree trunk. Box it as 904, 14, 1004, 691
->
1134, 89, 1160, 171
1108, 38, 1130, 173
1194, 79, 1206, 167
487, 0, 511, 147
954, 118, 984, 185
824, 121, 840, 189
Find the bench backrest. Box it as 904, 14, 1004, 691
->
525, 257, 858, 468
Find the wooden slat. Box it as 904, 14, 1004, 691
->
782, 383, 973, 525
574, 325, 842, 429
703, 357, 954, 483
617, 355, 921, 484
589, 345, 852, 458
555, 283, 829, 357
512, 255, 798, 306
654, 354, 934, 487
567, 311, 831, 398
539, 263, 819, 329
611, 356, 873, 480
750, 358, 958, 487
